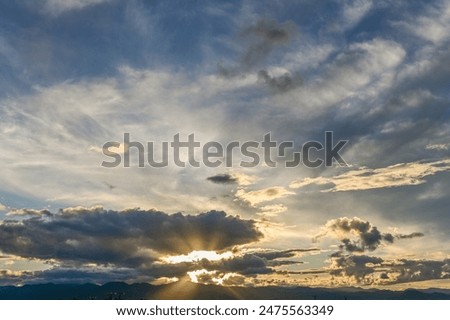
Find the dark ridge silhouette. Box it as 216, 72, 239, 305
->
0, 282, 449, 300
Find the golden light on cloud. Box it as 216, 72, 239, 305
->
187, 269, 244, 286
161, 250, 233, 264
235, 186, 295, 207
289, 159, 450, 192
150, 277, 179, 285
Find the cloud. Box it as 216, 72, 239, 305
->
187, 269, 249, 286
196, 248, 315, 277
200, 254, 272, 275
218, 18, 297, 77
389, 258, 450, 284
329, 254, 450, 285
257, 70, 303, 93
258, 204, 288, 217
42, 0, 110, 15
235, 186, 295, 207
398, 0, 450, 45
0, 266, 154, 286
315, 217, 422, 253
290, 159, 450, 192
316, 217, 391, 252
396, 232, 425, 239
249, 248, 319, 261
426, 143, 450, 151
0, 207, 263, 268
207, 174, 238, 184
6, 208, 52, 217
0, 203, 6, 211
330, 254, 383, 283
344, 0, 373, 24
240, 18, 297, 68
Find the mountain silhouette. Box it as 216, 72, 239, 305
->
1, 281, 449, 300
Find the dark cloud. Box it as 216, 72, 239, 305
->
258, 70, 303, 93
251, 248, 319, 260
318, 217, 423, 253
320, 217, 394, 252
201, 254, 272, 275
396, 232, 425, 239
390, 258, 450, 284
6, 208, 52, 217
0, 267, 155, 286
0, 207, 263, 268
197, 248, 314, 276
240, 18, 297, 68
206, 174, 238, 184
267, 260, 303, 267
330, 254, 383, 282
330, 254, 450, 285
218, 18, 298, 78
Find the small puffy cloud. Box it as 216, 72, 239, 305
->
290, 159, 450, 192
0, 203, 6, 211
207, 174, 238, 184
236, 186, 295, 207
207, 172, 257, 186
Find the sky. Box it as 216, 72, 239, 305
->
0, 0, 450, 290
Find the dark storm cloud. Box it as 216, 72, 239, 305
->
206, 173, 238, 184
0, 207, 263, 267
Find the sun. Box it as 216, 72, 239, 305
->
161, 250, 233, 264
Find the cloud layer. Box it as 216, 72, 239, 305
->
0, 207, 262, 267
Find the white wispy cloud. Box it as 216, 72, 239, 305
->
42, 0, 111, 15
235, 186, 295, 207
290, 159, 450, 191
